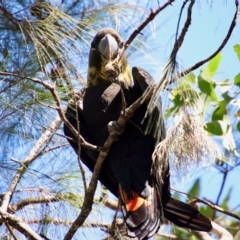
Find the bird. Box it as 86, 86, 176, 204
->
64, 28, 212, 240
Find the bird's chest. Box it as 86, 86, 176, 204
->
83, 83, 123, 134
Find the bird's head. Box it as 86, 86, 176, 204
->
87, 28, 132, 87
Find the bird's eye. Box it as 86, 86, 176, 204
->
111, 51, 119, 60
119, 41, 124, 48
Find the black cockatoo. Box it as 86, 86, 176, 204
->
64, 28, 212, 240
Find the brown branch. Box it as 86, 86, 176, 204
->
156, 232, 184, 240
170, 0, 195, 60
95, 197, 118, 211
124, 0, 174, 50
0, 71, 99, 152
7, 193, 117, 214
5, 223, 18, 240
212, 170, 228, 219
36, 143, 69, 157
63, 87, 154, 240
0, 6, 19, 29
0, 211, 42, 240
25, 218, 110, 228
177, 0, 239, 78
172, 188, 240, 221
0, 115, 62, 212
9, 195, 63, 213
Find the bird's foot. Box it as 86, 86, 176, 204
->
108, 121, 124, 135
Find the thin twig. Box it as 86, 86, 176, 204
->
124, 0, 174, 50
170, 0, 195, 60
5, 223, 18, 240
156, 232, 183, 239
172, 188, 240, 221
75, 100, 87, 192
0, 71, 100, 152
177, 0, 239, 79
212, 170, 228, 219
0, 211, 42, 240
0, 115, 62, 212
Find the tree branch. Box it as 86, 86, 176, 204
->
124, 0, 174, 50
0, 71, 99, 152
212, 170, 228, 219
177, 0, 239, 78
170, 0, 195, 60
0, 115, 62, 212
0, 211, 42, 240
172, 188, 240, 221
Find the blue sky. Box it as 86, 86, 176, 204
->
122, 0, 240, 210
145, 0, 240, 209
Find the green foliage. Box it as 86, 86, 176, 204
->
199, 205, 214, 218
188, 178, 200, 197
207, 52, 222, 76
204, 120, 229, 135
234, 73, 240, 87
198, 69, 217, 101
233, 44, 240, 61
237, 121, 240, 132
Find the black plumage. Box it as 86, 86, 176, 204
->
64, 28, 212, 240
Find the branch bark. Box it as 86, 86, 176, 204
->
0, 211, 42, 240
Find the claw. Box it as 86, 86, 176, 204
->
108, 121, 124, 135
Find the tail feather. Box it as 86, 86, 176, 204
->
164, 198, 212, 232
119, 186, 161, 240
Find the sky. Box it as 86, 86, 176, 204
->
88, 2, 240, 238
136, 0, 240, 210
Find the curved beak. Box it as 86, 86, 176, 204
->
98, 34, 119, 62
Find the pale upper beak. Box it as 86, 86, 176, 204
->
98, 34, 119, 62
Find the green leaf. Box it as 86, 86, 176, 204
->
234, 44, 240, 61
184, 72, 196, 84
188, 178, 200, 197
220, 79, 231, 93
221, 92, 233, 105
198, 70, 218, 101
212, 106, 227, 121
199, 206, 214, 218
234, 73, 240, 87
221, 187, 232, 210
207, 52, 222, 76
204, 121, 229, 136
200, 93, 211, 117
198, 75, 212, 94
172, 92, 184, 106
237, 121, 240, 132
